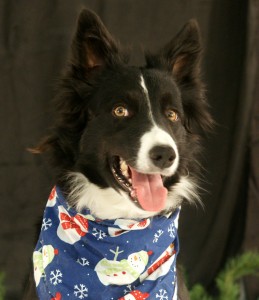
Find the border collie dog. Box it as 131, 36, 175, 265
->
25, 9, 213, 300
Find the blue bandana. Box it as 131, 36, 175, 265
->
33, 186, 180, 300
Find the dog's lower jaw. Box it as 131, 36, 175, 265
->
65, 172, 199, 219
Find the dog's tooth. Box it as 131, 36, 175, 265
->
119, 159, 130, 179
122, 169, 129, 178
130, 190, 135, 197
120, 160, 128, 172
130, 190, 137, 201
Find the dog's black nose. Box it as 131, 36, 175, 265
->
149, 145, 176, 169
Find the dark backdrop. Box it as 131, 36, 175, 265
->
1, 1, 258, 299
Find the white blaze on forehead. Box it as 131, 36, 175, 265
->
140, 75, 155, 124
138, 74, 179, 176
140, 75, 148, 94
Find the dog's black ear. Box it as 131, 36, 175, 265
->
146, 20, 213, 132
71, 9, 122, 72
164, 19, 202, 83
146, 20, 201, 84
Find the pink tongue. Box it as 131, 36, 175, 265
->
130, 167, 168, 212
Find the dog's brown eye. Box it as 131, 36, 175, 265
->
113, 106, 129, 118
166, 109, 179, 122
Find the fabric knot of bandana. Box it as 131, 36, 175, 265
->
33, 186, 180, 300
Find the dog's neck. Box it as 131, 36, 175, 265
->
33, 186, 180, 299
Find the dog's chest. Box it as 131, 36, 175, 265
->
33, 187, 180, 299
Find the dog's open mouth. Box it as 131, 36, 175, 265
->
111, 156, 168, 212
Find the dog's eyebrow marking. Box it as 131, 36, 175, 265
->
140, 75, 155, 124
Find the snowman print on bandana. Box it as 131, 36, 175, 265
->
95, 247, 153, 285
33, 244, 59, 286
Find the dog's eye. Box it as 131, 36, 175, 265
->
165, 109, 179, 122
112, 106, 129, 118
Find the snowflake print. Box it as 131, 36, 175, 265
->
92, 228, 107, 240
168, 222, 176, 238
41, 218, 52, 231
49, 269, 62, 285
77, 257, 90, 266
74, 284, 88, 299
153, 229, 164, 243
156, 289, 168, 300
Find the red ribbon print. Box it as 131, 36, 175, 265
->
60, 212, 88, 237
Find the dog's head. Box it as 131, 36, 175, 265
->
34, 9, 213, 219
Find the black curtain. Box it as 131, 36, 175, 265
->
0, 1, 258, 299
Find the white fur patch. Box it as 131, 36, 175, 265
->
136, 125, 179, 176
167, 176, 202, 210
66, 172, 199, 219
